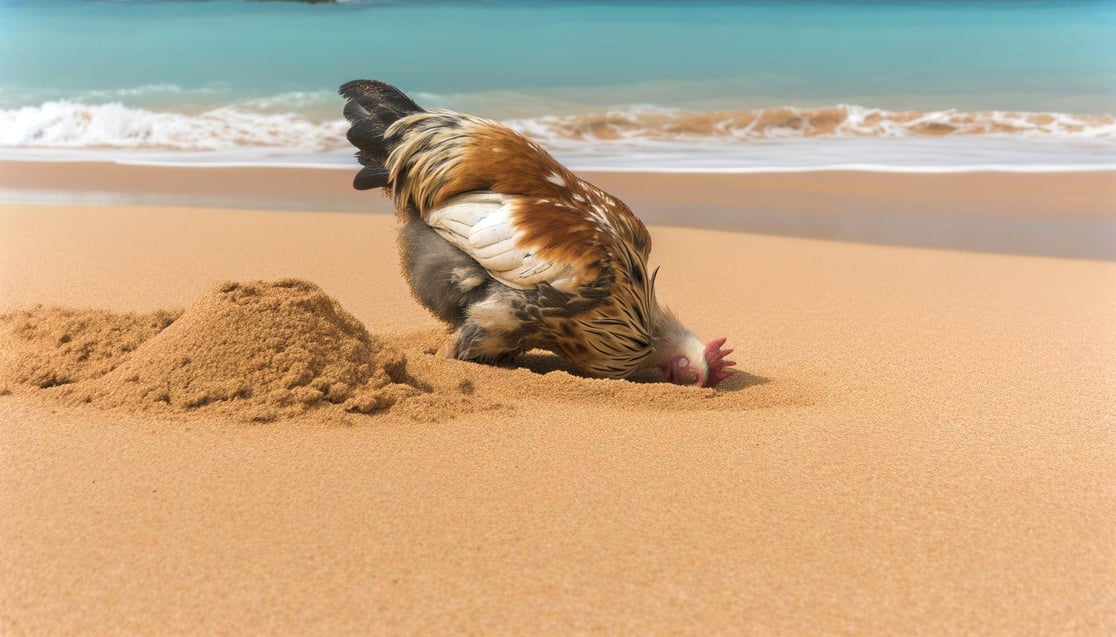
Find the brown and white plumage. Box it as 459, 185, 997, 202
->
340, 79, 734, 387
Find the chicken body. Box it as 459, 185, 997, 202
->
340, 80, 733, 387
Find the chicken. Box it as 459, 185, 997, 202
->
339, 79, 735, 387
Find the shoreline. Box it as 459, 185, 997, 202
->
2, 160, 1113, 259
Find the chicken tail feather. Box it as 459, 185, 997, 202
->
339, 79, 425, 190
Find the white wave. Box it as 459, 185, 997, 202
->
506, 104, 1116, 146
1, 100, 1114, 173
0, 100, 348, 150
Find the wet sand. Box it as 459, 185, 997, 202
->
2, 160, 1114, 258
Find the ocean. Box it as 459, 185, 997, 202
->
1, 0, 1114, 172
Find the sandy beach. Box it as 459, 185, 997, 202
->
1, 164, 1114, 634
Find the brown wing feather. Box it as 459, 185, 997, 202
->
458, 124, 653, 263
384, 110, 650, 268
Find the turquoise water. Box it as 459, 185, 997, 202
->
1, 0, 1114, 169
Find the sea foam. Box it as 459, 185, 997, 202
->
1, 100, 1114, 172
508, 105, 1116, 145
0, 101, 348, 150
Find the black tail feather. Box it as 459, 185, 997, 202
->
338, 79, 424, 190
345, 117, 387, 151
354, 165, 390, 191
339, 79, 422, 119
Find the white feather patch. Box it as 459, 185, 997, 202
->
468, 295, 521, 332
425, 192, 579, 292
451, 267, 485, 291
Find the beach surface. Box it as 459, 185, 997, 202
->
1, 165, 1114, 634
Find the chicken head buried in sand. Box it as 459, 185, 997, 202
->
340, 79, 735, 388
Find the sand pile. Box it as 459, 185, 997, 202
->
1, 280, 446, 421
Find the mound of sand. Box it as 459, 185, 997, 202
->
92, 279, 434, 421
2, 280, 445, 422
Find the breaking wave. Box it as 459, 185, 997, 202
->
508, 105, 1116, 146
0, 100, 348, 151
1, 100, 1113, 173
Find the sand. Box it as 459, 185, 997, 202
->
1, 166, 1115, 635
2, 280, 434, 422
